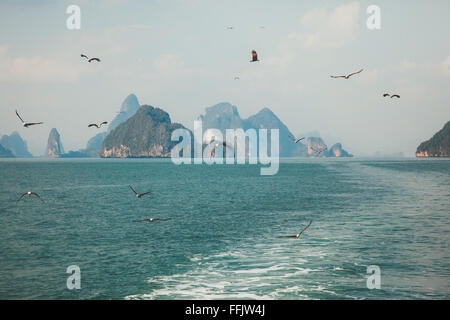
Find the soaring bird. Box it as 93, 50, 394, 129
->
250, 50, 259, 62
279, 221, 312, 239
210, 140, 233, 158
129, 185, 151, 198
310, 146, 327, 155
80, 54, 101, 63
133, 218, 171, 223
330, 69, 363, 79
17, 191, 44, 202
15, 110, 43, 128
383, 93, 400, 98
288, 135, 305, 143
88, 121, 108, 129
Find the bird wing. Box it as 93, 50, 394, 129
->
25, 122, 43, 126
88, 58, 101, 62
155, 218, 171, 221
288, 135, 295, 141
383, 93, 390, 97
15, 110, 24, 123
139, 192, 151, 197
81, 54, 89, 59
391, 95, 400, 98
16, 192, 28, 202
133, 219, 146, 222
129, 185, 138, 195
88, 124, 98, 128
297, 220, 312, 237
278, 235, 298, 238
330, 75, 346, 79
30, 192, 44, 202
347, 69, 363, 77
295, 138, 305, 143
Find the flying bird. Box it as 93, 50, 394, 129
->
227, 26, 234, 30
330, 69, 363, 79
129, 185, 151, 198
279, 221, 312, 239
210, 141, 233, 158
17, 191, 44, 202
133, 218, 171, 223
80, 54, 101, 63
288, 135, 305, 143
250, 50, 259, 62
88, 121, 108, 129
383, 93, 400, 98
234, 76, 240, 80
15, 110, 43, 128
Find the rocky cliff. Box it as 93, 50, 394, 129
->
0, 143, 15, 158
0, 132, 33, 158
100, 105, 188, 158
47, 128, 64, 158
416, 121, 450, 157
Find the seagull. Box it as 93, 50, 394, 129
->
330, 69, 363, 79
129, 185, 151, 198
133, 218, 171, 223
210, 140, 233, 158
279, 221, 312, 239
383, 93, 400, 98
15, 110, 43, 128
250, 50, 259, 62
310, 146, 327, 155
80, 54, 101, 63
17, 191, 44, 202
88, 121, 108, 129
288, 134, 305, 143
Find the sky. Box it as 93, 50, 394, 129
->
0, 0, 449, 156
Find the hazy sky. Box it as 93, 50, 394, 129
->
0, 0, 449, 156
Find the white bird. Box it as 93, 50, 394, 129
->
279, 221, 312, 239
15, 110, 43, 128
330, 69, 363, 79
81, 54, 101, 63
129, 185, 151, 198
88, 121, 108, 129
17, 191, 44, 202
133, 218, 171, 223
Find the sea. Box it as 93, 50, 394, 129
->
0, 158, 448, 299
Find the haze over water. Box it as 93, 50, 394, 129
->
0, 158, 448, 299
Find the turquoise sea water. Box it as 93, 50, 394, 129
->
0, 158, 448, 299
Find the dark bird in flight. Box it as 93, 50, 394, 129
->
129, 185, 151, 198
250, 50, 259, 62
330, 69, 363, 79
133, 218, 171, 223
288, 135, 305, 143
310, 146, 327, 155
80, 54, 101, 63
88, 121, 108, 129
279, 221, 312, 239
227, 26, 234, 30
383, 93, 400, 98
17, 191, 44, 202
15, 110, 43, 128
234, 76, 240, 80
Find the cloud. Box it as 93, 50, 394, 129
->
0, 45, 85, 84
288, 2, 361, 49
